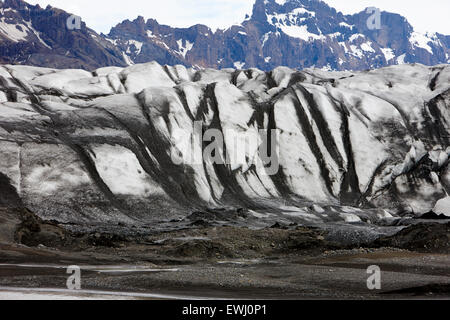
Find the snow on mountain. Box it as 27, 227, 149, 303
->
0, 0, 448, 71
105, 0, 450, 71
0, 62, 448, 226
0, 0, 126, 69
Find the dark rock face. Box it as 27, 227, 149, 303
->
106, 0, 450, 71
0, 0, 449, 71
374, 222, 450, 253
0, 172, 22, 208
420, 211, 450, 220
0, 0, 126, 70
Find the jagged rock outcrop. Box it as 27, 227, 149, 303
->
0, 0, 449, 71
0, 62, 448, 227
0, 0, 126, 69
107, 0, 450, 71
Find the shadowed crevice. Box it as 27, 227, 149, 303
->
0, 172, 23, 208
290, 88, 334, 197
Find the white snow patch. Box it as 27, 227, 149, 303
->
433, 197, 450, 217
349, 34, 364, 42
262, 32, 270, 47
176, 39, 194, 58
0, 18, 29, 42
340, 213, 362, 223
234, 61, 245, 69
122, 52, 134, 66
127, 40, 143, 55
25, 160, 91, 196
396, 54, 406, 64
0, 91, 7, 103
409, 32, 433, 54
105, 38, 118, 45
320, 64, 332, 71
339, 42, 349, 54
91, 144, 164, 197
327, 32, 341, 39
350, 45, 364, 59
339, 22, 354, 29
267, 8, 322, 41
360, 41, 375, 53
278, 24, 324, 41
281, 206, 322, 222
381, 48, 395, 62
377, 210, 394, 219
312, 205, 325, 214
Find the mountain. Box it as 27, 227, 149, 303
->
107, 0, 450, 70
0, 0, 449, 71
0, 0, 126, 69
0, 62, 448, 227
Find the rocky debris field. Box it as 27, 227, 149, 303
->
0, 206, 449, 299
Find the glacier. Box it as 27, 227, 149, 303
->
0, 62, 449, 230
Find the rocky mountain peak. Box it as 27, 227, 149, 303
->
2, 0, 29, 10
108, 16, 148, 39
0, 0, 449, 71
0, 0, 127, 69
250, 0, 270, 21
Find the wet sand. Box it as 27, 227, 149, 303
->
1, 207, 449, 300
0, 241, 449, 300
